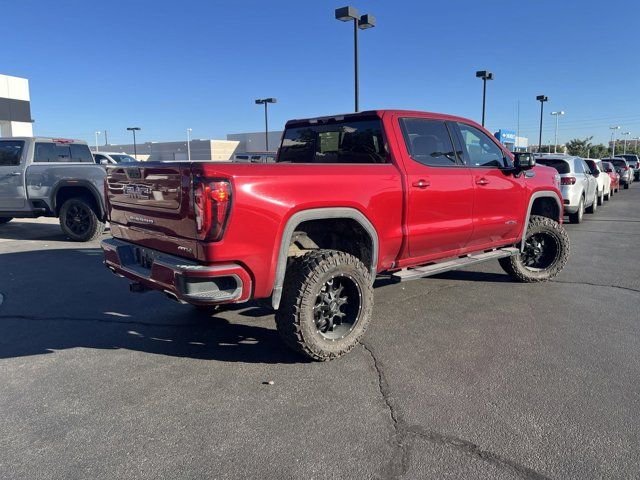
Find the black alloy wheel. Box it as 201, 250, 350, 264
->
314, 275, 362, 341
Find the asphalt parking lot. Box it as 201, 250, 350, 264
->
1, 188, 639, 480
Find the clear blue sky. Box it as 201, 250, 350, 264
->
2, 0, 639, 146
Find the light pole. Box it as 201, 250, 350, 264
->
335, 6, 376, 112
94, 131, 101, 152
186, 128, 192, 161
610, 126, 620, 157
633, 137, 640, 152
127, 127, 141, 160
536, 95, 548, 152
550, 111, 564, 153
255, 98, 277, 151
475, 70, 494, 127
622, 131, 631, 154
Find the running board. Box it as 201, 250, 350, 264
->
391, 247, 520, 282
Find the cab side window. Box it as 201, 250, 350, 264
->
399, 118, 460, 167
457, 123, 506, 168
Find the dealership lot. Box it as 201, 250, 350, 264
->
1, 189, 639, 479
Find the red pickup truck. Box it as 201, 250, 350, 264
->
102, 110, 569, 361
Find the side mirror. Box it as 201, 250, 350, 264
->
514, 152, 535, 170
99, 159, 109, 165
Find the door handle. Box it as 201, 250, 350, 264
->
476, 177, 490, 185
412, 179, 430, 189
10, 171, 21, 176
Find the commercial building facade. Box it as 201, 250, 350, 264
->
92, 139, 240, 161
0, 74, 33, 137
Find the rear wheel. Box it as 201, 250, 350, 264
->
0, 217, 12, 225
597, 190, 604, 205
499, 215, 569, 283
586, 193, 597, 213
624, 182, 630, 189
275, 250, 373, 361
568, 197, 584, 224
59, 197, 105, 242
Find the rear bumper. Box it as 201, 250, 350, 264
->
102, 238, 252, 305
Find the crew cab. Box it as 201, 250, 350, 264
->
0, 137, 107, 241
101, 110, 569, 360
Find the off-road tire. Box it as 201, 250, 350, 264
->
0, 217, 12, 225
499, 215, 569, 283
59, 197, 105, 242
275, 249, 373, 361
568, 197, 584, 224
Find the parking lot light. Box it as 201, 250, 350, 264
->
255, 98, 277, 151
550, 111, 565, 154
94, 131, 101, 153
127, 127, 141, 160
610, 126, 621, 157
536, 95, 548, 152
335, 6, 376, 112
475, 70, 494, 127
622, 131, 631, 154
187, 128, 192, 161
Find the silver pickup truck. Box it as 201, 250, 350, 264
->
0, 137, 107, 241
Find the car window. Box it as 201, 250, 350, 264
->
34, 143, 59, 162
69, 144, 94, 162
110, 154, 137, 163
574, 159, 584, 173
277, 119, 387, 164
585, 160, 598, 174
536, 158, 570, 174
457, 123, 506, 168
399, 118, 459, 167
94, 154, 106, 163
0, 140, 25, 166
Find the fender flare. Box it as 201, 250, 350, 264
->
520, 191, 563, 250
271, 207, 379, 310
52, 180, 106, 220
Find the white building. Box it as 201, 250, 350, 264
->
227, 131, 283, 154
0, 74, 33, 137
92, 139, 240, 161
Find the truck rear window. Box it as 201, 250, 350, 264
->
34, 142, 94, 163
277, 119, 387, 164
0, 140, 24, 166
536, 158, 570, 174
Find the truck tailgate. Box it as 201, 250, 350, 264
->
106, 162, 200, 258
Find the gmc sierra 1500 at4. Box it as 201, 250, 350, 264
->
101, 110, 569, 361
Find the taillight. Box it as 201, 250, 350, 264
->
194, 178, 232, 241
561, 177, 576, 185
623, 166, 629, 171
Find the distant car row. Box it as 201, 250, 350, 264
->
534, 153, 638, 223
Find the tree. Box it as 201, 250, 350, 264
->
566, 137, 593, 157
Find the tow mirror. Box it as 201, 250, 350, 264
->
514, 152, 535, 170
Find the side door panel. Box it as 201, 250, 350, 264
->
391, 116, 474, 261
453, 122, 526, 249
0, 139, 28, 210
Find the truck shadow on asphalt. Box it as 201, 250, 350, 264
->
0, 247, 305, 364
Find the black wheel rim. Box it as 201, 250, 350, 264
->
313, 275, 362, 341
521, 232, 560, 271
65, 204, 91, 236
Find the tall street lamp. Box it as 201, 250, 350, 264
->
94, 131, 101, 153
187, 128, 192, 161
475, 70, 494, 127
536, 95, 548, 152
622, 131, 631, 154
550, 111, 565, 153
127, 127, 141, 160
633, 137, 640, 152
335, 6, 376, 112
255, 98, 277, 151
610, 126, 620, 157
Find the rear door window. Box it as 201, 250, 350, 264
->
0, 140, 25, 166
399, 118, 460, 167
277, 119, 387, 164
70, 144, 94, 162
535, 159, 570, 174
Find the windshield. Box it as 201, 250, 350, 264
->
110, 154, 137, 163
610, 159, 627, 168
621, 155, 638, 164
0, 140, 25, 166
536, 158, 570, 174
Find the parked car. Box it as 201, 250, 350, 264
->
233, 153, 276, 163
94, 151, 138, 165
534, 154, 598, 223
602, 161, 620, 194
101, 110, 569, 361
585, 158, 611, 203
619, 154, 640, 181
0, 137, 107, 241
603, 157, 632, 189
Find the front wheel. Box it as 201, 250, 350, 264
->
59, 197, 105, 242
275, 250, 373, 361
499, 215, 569, 283
0, 217, 13, 225
624, 183, 630, 190
568, 197, 584, 224
586, 193, 597, 213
